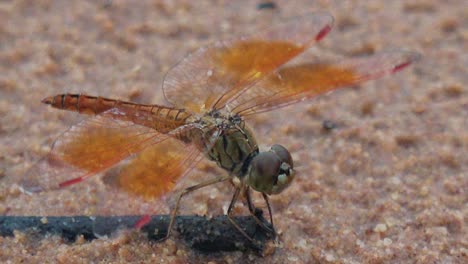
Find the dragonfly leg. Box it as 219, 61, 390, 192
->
244, 188, 274, 234
227, 186, 272, 248
160, 175, 230, 242
226, 186, 257, 243
261, 192, 276, 235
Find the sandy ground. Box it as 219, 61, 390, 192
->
1, 0, 467, 263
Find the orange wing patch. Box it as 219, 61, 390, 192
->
20, 109, 170, 193
58, 121, 149, 172
212, 41, 304, 80
117, 138, 202, 200
230, 51, 420, 116
163, 12, 334, 113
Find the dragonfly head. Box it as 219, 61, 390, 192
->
246, 144, 295, 195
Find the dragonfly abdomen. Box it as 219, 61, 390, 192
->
43, 94, 138, 115
42, 94, 190, 133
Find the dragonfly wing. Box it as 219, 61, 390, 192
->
229, 51, 421, 116
163, 12, 334, 113
20, 107, 177, 193
115, 136, 203, 200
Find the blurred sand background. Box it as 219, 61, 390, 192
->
0, 0, 466, 263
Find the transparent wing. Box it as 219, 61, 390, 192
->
20, 107, 183, 193
163, 12, 334, 113
19, 106, 221, 216
115, 137, 204, 200
17, 138, 202, 216
229, 51, 420, 116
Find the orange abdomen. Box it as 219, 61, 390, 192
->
42, 94, 191, 132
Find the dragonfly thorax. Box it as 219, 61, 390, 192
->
205, 109, 243, 129
193, 110, 257, 177
197, 110, 295, 195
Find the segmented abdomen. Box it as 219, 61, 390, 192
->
42, 93, 191, 133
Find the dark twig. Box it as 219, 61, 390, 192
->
0, 211, 275, 253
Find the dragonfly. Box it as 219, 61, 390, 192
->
20, 12, 419, 243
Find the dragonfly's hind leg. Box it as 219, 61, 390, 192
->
158, 175, 230, 242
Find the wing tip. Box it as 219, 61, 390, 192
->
313, 11, 335, 42
19, 175, 52, 194
59, 177, 85, 188
19, 184, 45, 195
134, 215, 152, 229
315, 24, 332, 41
392, 51, 422, 73
19, 170, 47, 194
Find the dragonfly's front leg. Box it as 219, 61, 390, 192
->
244, 187, 275, 235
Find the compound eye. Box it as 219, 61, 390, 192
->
270, 144, 293, 169
250, 152, 281, 184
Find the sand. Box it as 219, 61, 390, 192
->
0, 0, 466, 263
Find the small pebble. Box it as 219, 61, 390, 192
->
374, 223, 388, 233
383, 238, 393, 246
